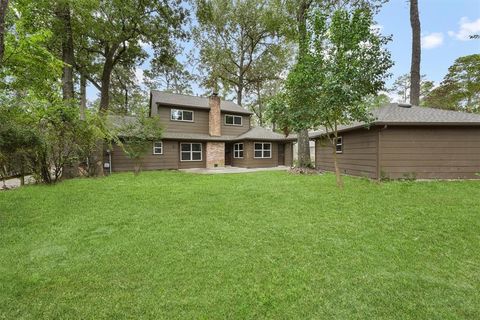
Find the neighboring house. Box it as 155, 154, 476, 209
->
106, 91, 295, 171
311, 103, 480, 180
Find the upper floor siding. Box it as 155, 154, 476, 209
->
152, 103, 251, 136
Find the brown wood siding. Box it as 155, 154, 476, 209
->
177, 142, 206, 169
110, 141, 179, 172
110, 140, 207, 171
221, 112, 250, 136
233, 141, 279, 168
379, 126, 480, 179
315, 128, 379, 179
156, 105, 209, 134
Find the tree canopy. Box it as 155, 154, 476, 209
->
424, 54, 480, 113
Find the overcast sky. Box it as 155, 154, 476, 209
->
87, 0, 480, 102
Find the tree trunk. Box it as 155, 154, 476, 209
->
99, 62, 114, 112
93, 48, 116, 177
332, 143, 344, 189
80, 74, 86, 120
0, 0, 9, 64
133, 160, 141, 176
55, 1, 75, 100
236, 82, 243, 106
297, 0, 311, 59
90, 139, 105, 177
297, 129, 311, 167
295, 0, 312, 168
409, 0, 421, 105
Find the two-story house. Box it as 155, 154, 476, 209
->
106, 91, 295, 171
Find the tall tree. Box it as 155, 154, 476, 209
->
194, 0, 288, 106
109, 64, 148, 115
144, 46, 194, 95
74, 0, 187, 113
0, 0, 8, 63
69, 0, 186, 175
424, 54, 480, 113
294, 0, 314, 168
391, 73, 434, 105
308, 8, 392, 187
54, 0, 75, 101
391, 73, 410, 103
409, 0, 421, 105
279, 0, 388, 168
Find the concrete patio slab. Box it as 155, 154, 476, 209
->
179, 166, 290, 174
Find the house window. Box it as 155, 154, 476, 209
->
171, 109, 194, 122
336, 137, 343, 153
153, 141, 163, 155
225, 114, 242, 126
254, 142, 271, 158
180, 143, 202, 161
233, 143, 244, 158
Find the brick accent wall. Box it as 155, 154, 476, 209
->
209, 94, 221, 136
206, 142, 225, 168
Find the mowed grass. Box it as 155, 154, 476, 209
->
0, 171, 479, 319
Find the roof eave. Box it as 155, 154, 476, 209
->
310, 121, 480, 139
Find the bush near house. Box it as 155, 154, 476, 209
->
0, 171, 479, 319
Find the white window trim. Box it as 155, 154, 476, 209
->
336, 136, 343, 154
254, 142, 272, 159
224, 114, 243, 126
153, 141, 163, 155
233, 143, 244, 159
180, 143, 203, 162
171, 109, 194, 122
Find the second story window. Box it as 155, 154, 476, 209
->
225, 114, 242, 126
171, 109, 194, 122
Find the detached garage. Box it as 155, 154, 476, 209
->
311, 103, 480, 180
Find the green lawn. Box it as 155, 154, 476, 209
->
0, 171, 479, 319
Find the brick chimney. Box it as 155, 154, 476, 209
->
209, 92, 221, 136
206, 92, 224, 168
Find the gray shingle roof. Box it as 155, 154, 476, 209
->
310, 103, 480, 138
150, 90, 253, 115
162, 132, 237, 141
231, 127, 296, 141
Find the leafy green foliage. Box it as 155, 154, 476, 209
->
265, 92, 295, 135
71, 0, 188, 111
424, 54, 480, 113
1, 2, 62, 94
285, 8, 393, 186
194, 0, 290, 105
0, 105, 41, 182
390, 73, 435, 105
0, 94, 103, 184
144, 49, 194, 95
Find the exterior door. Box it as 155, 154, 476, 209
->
225, 143, 232, 165
278, 143, 285, 165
